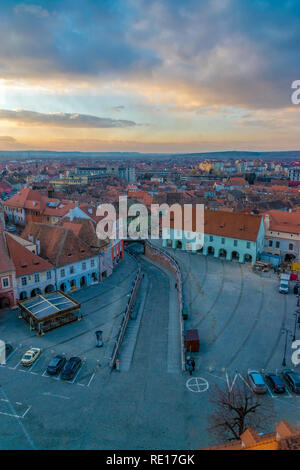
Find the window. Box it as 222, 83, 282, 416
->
21, 277, 27, 286
82, 262, 86, 270
91, 259, 95, 267
276, 241, 280, 248
209, 235, 214, 242
289, 243, 294, 251
221, 238, 225, 245
70, 266, 74, 274
269, 240, 273, 247
47, 271, 51, 280
246, 242, 251, 249
234, 240, 238, 247
34, 274, 40, 283
2, 277, 9, 288
60, 269, 65, 278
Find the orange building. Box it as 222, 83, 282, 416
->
206, 420, 300, 450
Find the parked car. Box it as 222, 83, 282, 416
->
247, 370, 267, 394
21, 348, 41, 367
61, 357, 82, 380
282, 369, 300, 394
265, 373, 286, 393
46, 355, 66, 375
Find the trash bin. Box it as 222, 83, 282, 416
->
95, 330, 103, 348
182, 307, 188, 320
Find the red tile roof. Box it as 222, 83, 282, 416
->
21, 222, 94, 267
264, 210, 300, 234
6, 234, 53, 276
165, 208, 262, 241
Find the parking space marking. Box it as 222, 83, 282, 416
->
11, 360, 22, 370
87, 372, 96, 387
43, 392, 70, 400
265, 382, 275, 398
0, 398, 31, 420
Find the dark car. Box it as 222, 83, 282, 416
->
5, 343, 13, 357
282, 369, 300, 394
265, 373, 286, 393
46, 355, 66, 375
61, 357, 82, 380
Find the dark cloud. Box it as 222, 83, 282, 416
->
0, 109, 137, 128
0, 0, 161, 79
0, 1, 299, 109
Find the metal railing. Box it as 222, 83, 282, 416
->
110, 255, 142, 369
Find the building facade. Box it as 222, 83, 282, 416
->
162, 209, 264, 264
263, 211, 300, 262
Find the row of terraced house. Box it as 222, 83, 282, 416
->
0, 188, 123, 309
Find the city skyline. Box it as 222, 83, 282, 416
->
0, 0, 300, 153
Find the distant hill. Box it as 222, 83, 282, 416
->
0, 150, 300, 161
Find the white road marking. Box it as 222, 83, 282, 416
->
0, 386, 35, 449
43, 392, 70, 400
12, 360, 22, 370
186, 377, 209, 393
87, 373, 95, 387
265, 382, 275, 398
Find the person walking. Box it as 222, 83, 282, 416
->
191, 358, 195, 371
186, 357, 193, 376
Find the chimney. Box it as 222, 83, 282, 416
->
264, 213, 270, 232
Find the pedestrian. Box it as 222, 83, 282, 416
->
191, 358, 195, 371
186, 357, 193, 376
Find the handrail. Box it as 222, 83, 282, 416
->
110, 254, 141, 369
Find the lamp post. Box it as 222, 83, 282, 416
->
282, 328, 292, 367
293, 313, 298, 342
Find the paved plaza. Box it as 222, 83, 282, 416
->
0, 249, 300, 449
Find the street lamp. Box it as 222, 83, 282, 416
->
292, 313, 299, 342
282, 328, 292, 367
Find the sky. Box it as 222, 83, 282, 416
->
0, 0, 300, 153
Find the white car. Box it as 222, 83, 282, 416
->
21, 348, 41, 367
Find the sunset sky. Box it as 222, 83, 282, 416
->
0, 0, 300, 153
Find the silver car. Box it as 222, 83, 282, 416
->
247, 370, 267, 394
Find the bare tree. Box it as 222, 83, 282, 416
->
207, 382, 274, 442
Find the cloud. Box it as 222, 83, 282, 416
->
0, 1, 161, 81
0, 136, 19, 144
0, 0, 299, 112
14, 3, 49, 18
0, 109, 138, 128
111, 105, 125, 113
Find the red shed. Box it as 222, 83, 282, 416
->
185, 329, 199, 353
